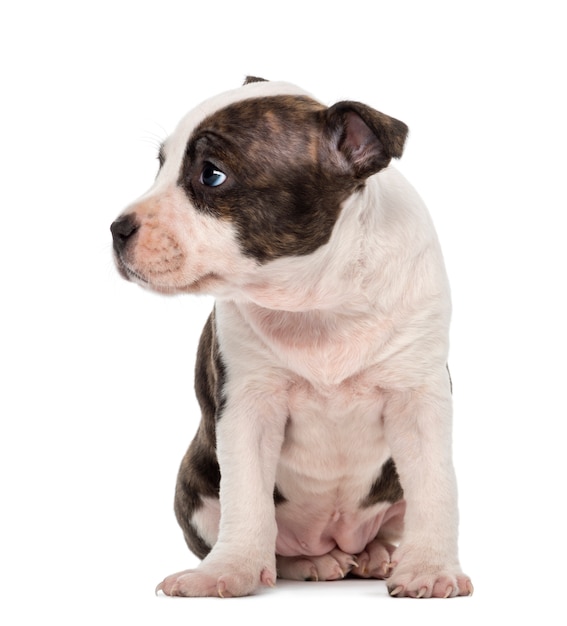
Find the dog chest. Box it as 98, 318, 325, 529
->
278, 377, 389, 496
272, 378, 395, 556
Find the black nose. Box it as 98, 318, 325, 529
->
111, 214, 139, 254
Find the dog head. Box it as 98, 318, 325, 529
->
110, 78, 408, 301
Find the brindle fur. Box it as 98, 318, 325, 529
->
177, 95, 407, 262
174, 309, 223, 558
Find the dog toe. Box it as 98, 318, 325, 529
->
277, 548, 358, 582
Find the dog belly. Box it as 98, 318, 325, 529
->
275, 501, 398, 556
274, 378, 396, 557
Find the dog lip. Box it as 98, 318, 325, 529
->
113, 245, 222, 292
114, 254, 146, 284
143, 272, 222, 296
114, 259, 132, 281
116, 259, 221, 293
128, 268, 149, 284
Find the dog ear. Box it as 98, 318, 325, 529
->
325, 101, 408, 178
243, 76, 268, 85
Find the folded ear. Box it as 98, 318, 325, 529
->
325, 101, 408, 178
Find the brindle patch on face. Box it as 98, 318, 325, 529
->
178, 96, 359, 262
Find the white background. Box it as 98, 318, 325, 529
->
1, 1, 565, 623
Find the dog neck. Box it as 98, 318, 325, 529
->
234, 174, 392, 313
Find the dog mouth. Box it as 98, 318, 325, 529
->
113, 254, 147, 284
114, 254, 220, 294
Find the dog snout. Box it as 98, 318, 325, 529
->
111, 213, 139, 254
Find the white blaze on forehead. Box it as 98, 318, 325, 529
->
158, 81, 316, 185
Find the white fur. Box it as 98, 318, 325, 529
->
119, 81, 471, 598
153, 81, 313, 197
201, 166, 460, 594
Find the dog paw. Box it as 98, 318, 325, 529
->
351, 538, 396, 579
277, 548, 358, 581
387, 570, 473, 598
156, 558, 276, 597
386, 551, 473, 598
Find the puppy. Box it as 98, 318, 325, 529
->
111, 77, 472, 598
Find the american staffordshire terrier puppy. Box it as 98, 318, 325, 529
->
111, 77, 472, 599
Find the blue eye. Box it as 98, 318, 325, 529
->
200, 162, 227, 187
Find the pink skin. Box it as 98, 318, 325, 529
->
156, 501, 406, 596
275, 500, 405, 557
155, 493, 472, 597
156, 569, 274, 598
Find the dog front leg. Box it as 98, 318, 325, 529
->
158, 386, 288, 598
383, 377, 473, 598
